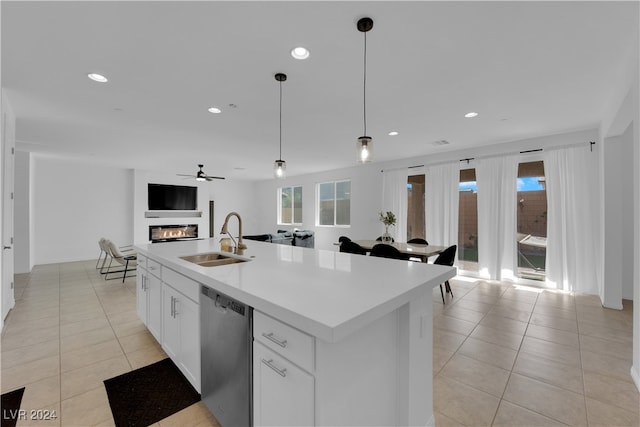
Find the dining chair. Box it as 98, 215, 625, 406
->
375, 236, 395, 242
407, 238, 428, 245
433, 245, 457, 304
370, 244, 408, 260
338, 236, 352, 244
339, 240, 367, 255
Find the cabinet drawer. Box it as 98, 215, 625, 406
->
137, 254, 148, 270
147, 258, 162, 278
162, 267, 199, 303
253, 341, 314, 427
254, 311, 314, 372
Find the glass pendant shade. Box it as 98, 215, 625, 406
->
274, 159, 287, 179
357, 136, 373, 163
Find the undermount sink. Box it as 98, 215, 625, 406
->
180, 252, 250, 267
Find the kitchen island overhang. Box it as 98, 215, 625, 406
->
135, 238, 456, 426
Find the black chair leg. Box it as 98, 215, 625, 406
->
123, 259, 129, 283
440, 283, 445, 304
445, 280, 453, 298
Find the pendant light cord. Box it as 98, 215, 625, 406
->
279, 80, 283, 160
363, 31, 367, 136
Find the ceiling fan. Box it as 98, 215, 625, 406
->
177, 164, 225, 181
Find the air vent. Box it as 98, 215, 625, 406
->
433, 140, 450, 146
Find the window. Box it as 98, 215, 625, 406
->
458, 168, 478, 272
517, 161, 547, 280
278, 186, 302, 225
317, 180, 350, 226
407, 175, 425, 240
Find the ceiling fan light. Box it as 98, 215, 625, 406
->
274, 160, 287, 179
357, 136, 373, 163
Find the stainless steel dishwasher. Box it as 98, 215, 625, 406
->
201, 286, 253, 427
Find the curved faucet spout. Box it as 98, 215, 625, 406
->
220, 212, 246, 252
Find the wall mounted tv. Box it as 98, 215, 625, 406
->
148, 184, 197, 211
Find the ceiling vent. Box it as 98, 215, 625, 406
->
432, 140, 450, 146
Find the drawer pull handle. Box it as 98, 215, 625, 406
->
262, 358, 287, 377
262, 332, 287, 348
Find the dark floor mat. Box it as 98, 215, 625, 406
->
1, 387, 25, 427
104, 358, 200, 427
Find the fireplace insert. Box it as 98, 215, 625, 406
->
149, 224, 198, 243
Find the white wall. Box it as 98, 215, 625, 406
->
14, 151, 31, 273
31, 155, 134, 264
208, 179, 259, 241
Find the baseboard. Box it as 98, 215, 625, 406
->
631, 365, 640, 393
426, 414, 436, 427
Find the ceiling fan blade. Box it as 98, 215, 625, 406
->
205, 176, 225, 180
176, 174, 196, 177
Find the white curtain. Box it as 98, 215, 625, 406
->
381, 169, 408, 242
425, 162, 459, 248
543, 146, 599, 294
476, 155, 519, 280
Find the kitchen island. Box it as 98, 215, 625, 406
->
135, 238, 455, 426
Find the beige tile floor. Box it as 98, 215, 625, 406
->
2, 260, 639, 426
1, 261, 219, 427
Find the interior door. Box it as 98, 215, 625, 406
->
1, 96, 16, 323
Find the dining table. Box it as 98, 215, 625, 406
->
353, 240, 446, 263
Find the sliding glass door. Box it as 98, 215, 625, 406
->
458, 168, 478, 272
516, 161, 547, 280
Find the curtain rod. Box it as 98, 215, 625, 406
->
380, 141, 594, 173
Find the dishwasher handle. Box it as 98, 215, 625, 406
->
214, 294, 228, 313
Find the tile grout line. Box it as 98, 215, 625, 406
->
489, 288, 540, 427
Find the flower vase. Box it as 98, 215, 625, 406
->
382, 226, 393, 243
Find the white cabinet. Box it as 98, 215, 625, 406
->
161, 276, 201, 392
136, 255, 162, 341
253, 312, 314, 426
253, 342, 314, 426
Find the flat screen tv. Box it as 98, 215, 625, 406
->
148, 184, 197, 210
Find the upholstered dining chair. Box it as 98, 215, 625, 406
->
375, 236, 395, 243
338, 236, 352, 244
339, 240, 367, 255
370, 243, 408, 260
103, 240, 138, 282
433, 245, 457, 304
407, 238, 428, 245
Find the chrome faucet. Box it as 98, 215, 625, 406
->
221, 212, 247, 254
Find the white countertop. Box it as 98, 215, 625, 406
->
135, 239, 455, 342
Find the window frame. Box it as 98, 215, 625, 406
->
315, 179, 351, 228
277, 185, 303, 226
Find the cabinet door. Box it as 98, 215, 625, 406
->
162, 284, 179, 360
176, 294, 200, 392
146, 273, 162, 341
253, 342, 314, 426
136, 270, 148, 324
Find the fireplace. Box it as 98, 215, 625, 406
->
149, 224, 199, 243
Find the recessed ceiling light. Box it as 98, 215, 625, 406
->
464, 112, 479, 118
291, 46, 310, 60
87, 73, 108, 83
207, 107, 222, 114
388, 131, 399, 136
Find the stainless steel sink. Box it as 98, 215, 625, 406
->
180, 252, 250, 267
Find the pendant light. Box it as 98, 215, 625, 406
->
274, 73, 287, 179
356, 17, 374, 163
